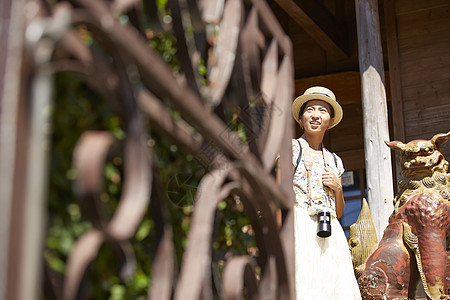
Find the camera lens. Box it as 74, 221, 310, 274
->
317, 211, 331, 238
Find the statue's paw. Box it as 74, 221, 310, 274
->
358, 267, 388, 299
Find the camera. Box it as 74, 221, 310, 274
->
317, 211, 331, 237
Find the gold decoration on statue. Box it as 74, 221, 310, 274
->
348, 198, 378, 278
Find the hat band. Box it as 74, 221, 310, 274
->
310, 92, 333, 99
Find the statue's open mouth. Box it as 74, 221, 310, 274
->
404, 159, 428, 169
402, 152, 444, 174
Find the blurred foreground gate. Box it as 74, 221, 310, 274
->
0, 0, 295, 299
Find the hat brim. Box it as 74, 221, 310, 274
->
292, 94, 343, 129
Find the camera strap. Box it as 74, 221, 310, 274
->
296, 135, 333, 206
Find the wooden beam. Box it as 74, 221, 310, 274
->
355, 0, 394, 241
274, 0, 350, 57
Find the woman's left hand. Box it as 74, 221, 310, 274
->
322, 168, 342, 192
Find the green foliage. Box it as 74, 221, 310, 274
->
214, 197, 258, 257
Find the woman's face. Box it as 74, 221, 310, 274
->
299, 100, 334, 133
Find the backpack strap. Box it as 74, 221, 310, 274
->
294, 139, 302, 174
331, 152, 338, 169
298, 137, 313, 205
323, 147, 338, 170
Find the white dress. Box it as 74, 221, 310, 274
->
292, 139, 361, 300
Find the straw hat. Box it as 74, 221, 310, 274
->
292, 86, 343, 129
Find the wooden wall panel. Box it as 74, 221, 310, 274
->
394, 0, 450, 161
401, 78, 450, 111
404, 104, 450, 136
395, 0, 450, 16
289, 20, 328, 77
328, 103, 364, 152
295, 71, 391, 105
397, 7, 450, 43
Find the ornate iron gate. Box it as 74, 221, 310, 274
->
0, 0, 295, 299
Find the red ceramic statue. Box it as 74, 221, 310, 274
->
358, 132, 450, 300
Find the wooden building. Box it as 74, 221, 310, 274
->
270, 0, 450, 238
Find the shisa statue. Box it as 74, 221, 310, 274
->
356, 132, 450, 300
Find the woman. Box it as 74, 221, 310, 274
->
291, 86, 361, 299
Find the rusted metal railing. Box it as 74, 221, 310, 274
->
0, 0, 295, 299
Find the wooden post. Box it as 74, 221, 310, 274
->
0, 0, 25, 299
355, 0, 394, 241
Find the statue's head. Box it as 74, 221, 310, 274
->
385, 132, 450, 178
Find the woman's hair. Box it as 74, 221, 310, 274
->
299, 101, 335, 119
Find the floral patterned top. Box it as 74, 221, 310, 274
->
292, 138, 345, 217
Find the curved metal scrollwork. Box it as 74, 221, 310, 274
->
7, 0, 295, 299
